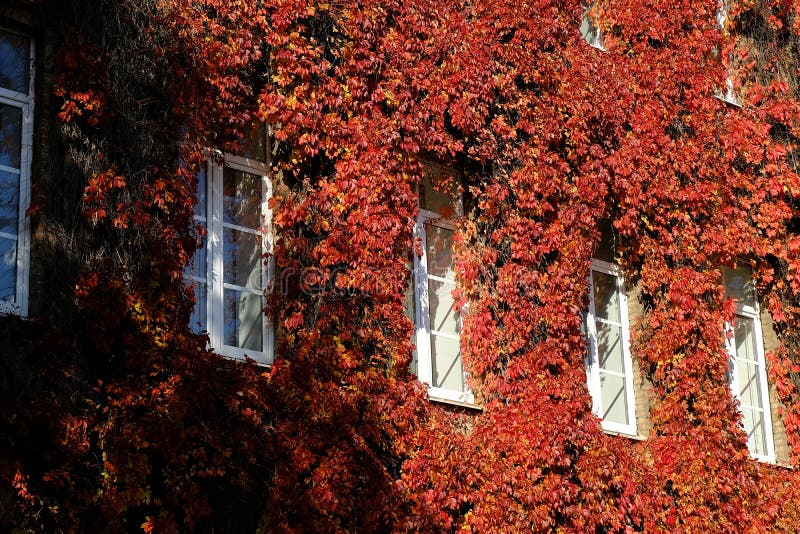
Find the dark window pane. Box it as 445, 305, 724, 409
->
0, 104, 22, 169
0, 235, 16, 301
0, 168, 19, 234
0, 30, 29, 94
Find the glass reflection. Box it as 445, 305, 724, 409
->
189, 282, 207, 334
223, 167, 261, 228
600, 372, 628, 424
0, 236, 16, 301
593, 270, 619, 322
223, 228, 261, 289
0, 30, 29, 94
0, 104, 22, 169
428, 278, 458, 335
224, 289, 263, 351
431, 334, 462, 392
0, 169, 19, 235
724, 265, 756, 308
425, 224, 454, 279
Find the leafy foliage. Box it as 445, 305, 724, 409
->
2, 0, 800, 531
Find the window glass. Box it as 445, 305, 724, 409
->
404, 265, 418, 375
597, 321, 624, 373
0, 30, 30, 94
189, 282, 207, 333
0, 104, 22, 169
420, 164, 459, 215
741, 405, 767, 457
428, 279, 458, 335
223, 166, 261, 228
599, 373, 628, 424
431, 334, 462, 392
190, 234, 207, 282
425, 224, 454, 278
592, 270, 619, 322
0, 236, 16, 301
0, 168, 19, 234
724, 265, 756, 308
223, 228, 262, 289
194, 165, 207, 219
238, 123, 267, 162
580, 4, 604, 50
224, 289, 263, 351
594, 220, 616, 263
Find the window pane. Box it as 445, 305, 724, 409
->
430, 334, 462, 392
594, 220, 616, 263
737, 358, 762, 409
741, 406, 767, 457
428, 278, 459, 335
223, 166, 261, 228
405, 270, 418, 375
194, 165, 207, 219
0, 168, 19, 234
724, 265, 756, 308
734, 315, 756, 360
0, 104, 22, 169
425, 223, 454, 279
597, 321, 624, 373
239, 123, 267, 162
580, 10, 603, 49
189, 282, 207, 333
0, 30, 30, 94
592, 270, 619, 322
223, 228, 262, 289
600, 372, 629, 425
190, 229, 206, 280
224, 289, 263, 351
0, 235, 16, 301
420, 165, 458, 215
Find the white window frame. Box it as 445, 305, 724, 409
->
190, 152, 274, 365
586, 259, 637, 436
724, 278, 775, 462
413, 185, 473, 404
0, 29, 34, 316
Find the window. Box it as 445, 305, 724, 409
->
723, 265, 775, 461
715, 0, 742, 106
412, 165, 472, 404
586, 256, 637, 436
0, 28, 34, 316
580, 3, 605, 50
189, 150, 274, 365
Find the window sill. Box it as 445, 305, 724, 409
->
752, 455, 793, 469
429, 395, 483, 411
602, 429, 646, 441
